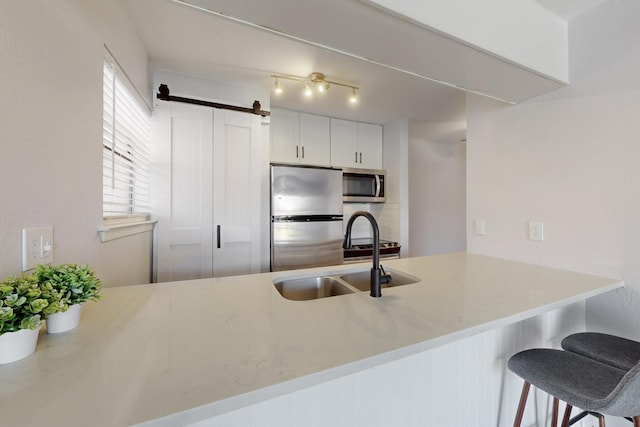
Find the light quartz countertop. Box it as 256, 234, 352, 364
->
0, 253, 623, 426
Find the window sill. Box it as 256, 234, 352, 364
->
98, 216, 156, 243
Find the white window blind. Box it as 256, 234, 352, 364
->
102, 59, 151, 216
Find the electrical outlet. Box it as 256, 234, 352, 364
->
528, 221, 544, 241
22, 227, 54, 271
474, 219, 486, 236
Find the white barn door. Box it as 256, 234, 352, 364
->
212, 109, 261, 277
153, 102, 262, 282
154, 102, 213, 282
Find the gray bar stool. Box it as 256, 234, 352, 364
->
508, 348, 640, 427
562, 332, 640, 371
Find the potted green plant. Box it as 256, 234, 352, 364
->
0, 275, 48, 364
35, 264, 102, 333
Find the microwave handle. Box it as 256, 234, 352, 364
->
375, 174, 381, 197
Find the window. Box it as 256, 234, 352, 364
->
102, 57, 151, 217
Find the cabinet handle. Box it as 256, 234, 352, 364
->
359, 152, 362, 163
296, 146, 299, 158
302, 146, 305, 159
217, 225, 221, 249
355, 152, 358, 163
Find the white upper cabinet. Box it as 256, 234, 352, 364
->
329, 118, 358, 168
270, 108, 300, 164
357, 122, 383, 170
270, 108, 330, 166
331, 119, 382, 170
299, 113, 330, 166
272, 109, 382, 169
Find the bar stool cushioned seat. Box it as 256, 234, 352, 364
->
561, 332, 640, 371
508, 348, 640, 426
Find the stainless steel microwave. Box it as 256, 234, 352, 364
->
342, 168, 385, 203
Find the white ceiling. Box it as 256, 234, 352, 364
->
122, 0, 607, 129
533, 0, 609, 20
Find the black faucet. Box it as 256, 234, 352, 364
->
343, 211, 392, 297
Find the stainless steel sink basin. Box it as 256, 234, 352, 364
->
274, 268, 420, 300
274, 276, 354, 301
340, 269, 420, 292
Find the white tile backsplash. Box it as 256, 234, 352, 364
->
343, 203, 400, 243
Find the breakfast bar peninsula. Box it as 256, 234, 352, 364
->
0, 253, 623, 426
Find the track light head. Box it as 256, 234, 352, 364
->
349, 87, 359, 104
303, 82, 313, 98
274, 77, 283, 95
317, 81, 330, 93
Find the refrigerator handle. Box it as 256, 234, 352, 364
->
217, 225, 221, 249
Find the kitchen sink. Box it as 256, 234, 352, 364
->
274, 268, 420, 300
274, 276, 354, 301
340, 269, 420, 292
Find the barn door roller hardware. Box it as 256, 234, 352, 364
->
156, 84, 270, 117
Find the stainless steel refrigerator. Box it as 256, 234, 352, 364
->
271, 164, 344, 271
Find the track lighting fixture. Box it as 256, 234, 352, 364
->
271, 72, 359, 105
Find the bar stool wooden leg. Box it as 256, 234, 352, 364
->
561, 404, 572, 427
552, 397, 559, 427
597, 413, 606, 427
513, 381, 531, 427
634, 416, 640, 427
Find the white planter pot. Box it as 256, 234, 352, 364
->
46, 303, 83, 334
0, 327, 40, 364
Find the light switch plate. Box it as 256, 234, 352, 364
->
474, 219, 486, 236
22, 227, 53, 271
528, 221, 544, 241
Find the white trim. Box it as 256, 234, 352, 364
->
104, 46, 152, 112
102, 213, 149, 225
98, 219, 156, 243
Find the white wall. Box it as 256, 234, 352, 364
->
0, 1, 152, 286
350, 117, 467, 259
408, 122, 467, 256
383, 118, 409, 256
467, 0, 640, 346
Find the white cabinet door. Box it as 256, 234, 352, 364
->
357, 122, 383, 170
299, 113, 330, 166
153, 103, 262, 282
154, 102, 214, 282
331, 119, 382, 169
272, 109, 330, 166
212, 109, 262, 277
330, 118, 358, 168
270, 108, 299, 164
